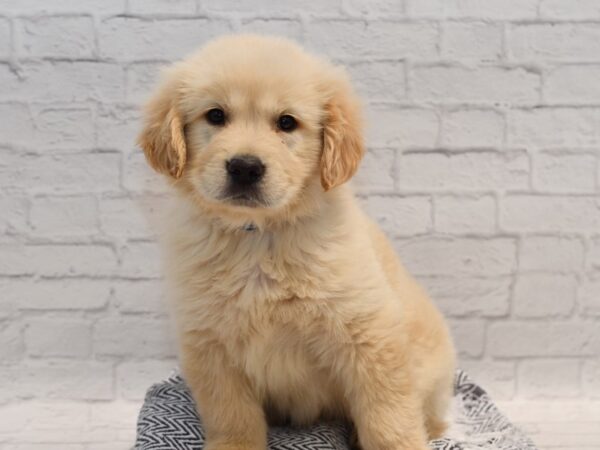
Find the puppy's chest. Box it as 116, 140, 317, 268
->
192, 234, 336, 352
174, 227, 340, 349
203, 238, 332, 310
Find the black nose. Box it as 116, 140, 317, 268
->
226, 155, 265, 186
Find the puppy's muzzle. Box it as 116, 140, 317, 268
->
226, 155, 265, 186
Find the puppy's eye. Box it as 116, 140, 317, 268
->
277, 114, 297, 132
206, 108, 226, 126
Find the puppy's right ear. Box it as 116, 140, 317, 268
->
137, 78, 187, 179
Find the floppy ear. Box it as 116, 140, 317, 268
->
137, 79, 187, 179
320, 80, 365, 191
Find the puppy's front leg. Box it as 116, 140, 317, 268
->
180, 334, 267, 450
350, 380, 429, 450
322, 313, 429, 450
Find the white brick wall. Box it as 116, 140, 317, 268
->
1, 1, 600, 446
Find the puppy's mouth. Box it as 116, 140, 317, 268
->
220, 187, 266, 208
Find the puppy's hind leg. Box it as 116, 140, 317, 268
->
423, 373, 453, 440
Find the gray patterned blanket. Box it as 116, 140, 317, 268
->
135, 370, 537, 450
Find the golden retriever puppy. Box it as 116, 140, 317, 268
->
138, 34, 455, 450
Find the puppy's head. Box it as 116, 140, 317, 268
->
139, 35, 364, 226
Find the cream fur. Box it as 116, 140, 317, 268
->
139, 35, 455, 450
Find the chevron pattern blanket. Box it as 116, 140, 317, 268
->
135, 370, 537, 450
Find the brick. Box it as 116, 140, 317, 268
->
397, 151, 529, 191
0, 243, 117, 277
419, 276, 510, 317
513, 274, 577, 318
0, 61, 124, 103
3, 152, 122, 194
112, 280, 167, 314
501, 195, 600, 232
449, 0, 538, 19
348, 61, 406, 102
434, 195, 496, 234
546, 66, 600, 104
354, 149, 395, 192
534, 152, 596, 193
31, 106, 95, 151
460, 360, 516, 400
0, 196, 27, 234
518, 359, 581, 398
488, 322, 599, 357
33, 244, 116, 276
540, 0, 600, 19
405, 0, 444, 17
344, 0, 404, 16
119, 241, 162, 278
0, 103, 34, 148
408, 0, 537, 20
202, 0, 342, 16
0, 0, 125, 14
368, 106, 439, 148
509, 107, 600, 147
407, 0, 538, 19
583, 359, 600, 398
116, 360, 175, 400
0, 280, 16, 319
128, 0, 197, 14
25, 318, 92, 358
580, 277, 600, 317
94, 317, 175, 357
236, 19, 303, 41
0, 17, 9, 59
12, 279, 110, 310
362, 195, 431, 236
411, 65, 540, 105
510, 24, 600, 62
0, 321, 23, 361
96, 104, 140, 151
99, 195, 164, 239
0, 243, 35, 275
589, 237, 600, 273
126, 62, 166, 105
307, 20, 438, 60
4, 360, 113, 400
98, 17, 231, 61
442, 22, 502, 61
441, 109, 504, 148
448, 319, 485, 358
30, 196, 98, 238
16, 16, 95, 58
520, 236, 584, 272
397, 237, 516, 276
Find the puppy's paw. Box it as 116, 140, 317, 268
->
426, 419, 448, 440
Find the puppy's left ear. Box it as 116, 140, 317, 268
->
320, 76, 365, 191
137, 77, 187, 179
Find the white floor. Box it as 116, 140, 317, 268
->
0, 400, 598, 450
497, 401, 600, 450
0, 400, 139, 450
